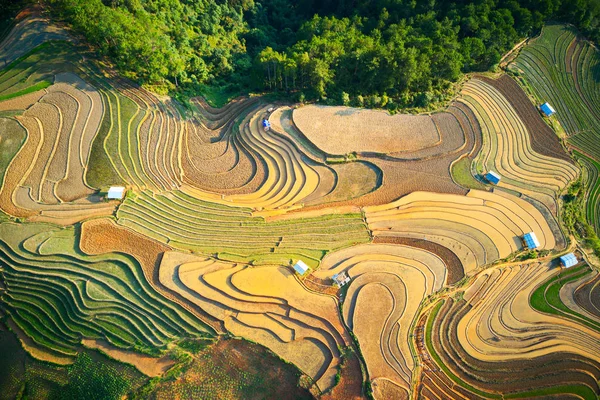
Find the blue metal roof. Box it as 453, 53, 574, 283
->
559, 253, 578, 268
540, 102, 555, 116
293, 260, 309, 275
523, 232, 540, 249
262, 119, 271, 128
485, 171, 501, 185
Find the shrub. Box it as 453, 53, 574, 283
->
53, 353, 130, 400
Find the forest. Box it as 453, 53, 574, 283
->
8, 0, 600, 107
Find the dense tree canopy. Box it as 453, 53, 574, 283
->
37, 0, 600, 107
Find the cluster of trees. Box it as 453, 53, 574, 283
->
52, 354, 130, 400
251, 0, 600, 107
46, 0, 252, 84
38, 0, 600, 108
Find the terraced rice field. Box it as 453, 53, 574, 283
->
0, 11, 67, 69
116, 189, 370, 267
577, 151, 600, 232
512, 23, 600, 233
461, 77, 578, 215
0, 221, 211, 364
158, 251, 348, 393
0, 13, 596, 399
417, 263, 600, 399
365, 190, 556, 273
315, 243, 447, 397
513, 24, 600, 146
289, 100, 484, 209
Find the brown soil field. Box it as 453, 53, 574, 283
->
22, 102, 61, 202
150, 338, 313, 400
294, 105, 439, 155
320, 351, 364, 400
79, 218, 221, 330
44, 91, 77, 186
289, 100, 482, 212
351, 283, 401, 383
372, 378, 409, 400
0, 89, 46, 111
478, 75, 573, 163
373, 236, 464, 285
573, 272, 600, 318
82, 338, 175, 377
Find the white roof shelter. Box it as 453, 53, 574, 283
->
107, 186, 126, 200
293, 260, 310, 276
332, 271, 351, 288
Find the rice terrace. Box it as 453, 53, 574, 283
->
0, 1, 599, 399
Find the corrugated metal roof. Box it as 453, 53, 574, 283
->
485, 171, 501, 185
523, 232, 540, 249
107, 186, 125, 199
293, 260, 309, 275
540, 102, 555, 116
559, 253, 578, 268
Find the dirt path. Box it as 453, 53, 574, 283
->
82, 339, 175, 377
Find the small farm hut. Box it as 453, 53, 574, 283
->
293, 260, 310, 276
262, 119, 271, 130
522, 232, 540, 249
107, 186, 126, 200
559, 253, 578, 268
332, 271, 351, 288
485, 171, 501, 185
540, 102, 556, 117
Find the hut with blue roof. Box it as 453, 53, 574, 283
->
485, 171, 501, 185
293, 260, 310, 276
540, 102, 556, 117
559, 253, 578, 268
262, 119, 271, 130
522, 232, 540, 249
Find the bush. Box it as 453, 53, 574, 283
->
53, 353, 130, 400
340, 91, 350, 106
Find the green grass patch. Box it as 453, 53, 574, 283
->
575, 151, 600, 233
0, 41, 78, 97
451, 157, 487, 190
0, 80, 51, 102
86, 89, 125, 188
529, 264, 600, 332
197, 84, 242, 108
0, 117, 27, 184
116, 189, 370, 266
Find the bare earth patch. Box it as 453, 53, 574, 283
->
293, 105, 439, 155
82, 339, 175, 377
